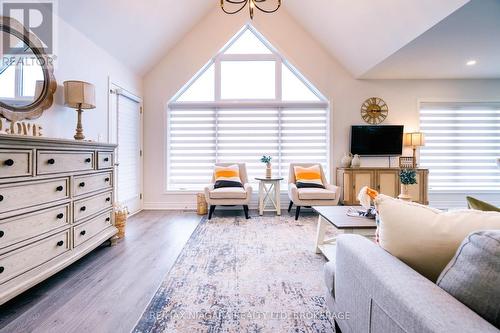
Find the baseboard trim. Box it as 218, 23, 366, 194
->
143, 201, 294, 211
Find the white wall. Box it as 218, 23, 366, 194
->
17, 17, 142, 141
143, 7, 500, 209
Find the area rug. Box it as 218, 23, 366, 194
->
133, 214, 335, 333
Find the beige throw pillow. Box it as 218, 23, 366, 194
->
375, 195, 500, 282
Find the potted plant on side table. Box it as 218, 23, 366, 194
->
398, 169, 417, 201
261, 156, 272, 178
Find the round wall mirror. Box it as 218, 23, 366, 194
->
0, 16, 56, 121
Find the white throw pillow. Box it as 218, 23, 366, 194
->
375, 195, 500, 282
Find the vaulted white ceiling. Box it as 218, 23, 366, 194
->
57, 0, 500, 79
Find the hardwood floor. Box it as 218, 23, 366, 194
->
0, 210, 201, 333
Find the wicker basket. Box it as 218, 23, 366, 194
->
197, 193, 208, 215
114, 207, 128, 239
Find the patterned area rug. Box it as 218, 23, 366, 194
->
133, 214, 335, 333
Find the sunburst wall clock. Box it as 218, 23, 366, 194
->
361, 97, 389, 124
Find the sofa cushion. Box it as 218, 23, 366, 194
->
323, 261, 336, 298
298, 188, 336, 200
375, 194, 500, 282
209, 187, 247, 199
437, 230, 500, 328
467, 196, 500, 212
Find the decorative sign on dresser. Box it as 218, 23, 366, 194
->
0, 134, 117, 305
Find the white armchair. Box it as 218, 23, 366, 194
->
287, 163, 340, 220
204, 163, 253, 219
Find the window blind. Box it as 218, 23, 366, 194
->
167, 107, 329, 191
420, 102, 500, 193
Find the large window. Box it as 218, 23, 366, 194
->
420, 102, 500, 206
167, 26, 329, 191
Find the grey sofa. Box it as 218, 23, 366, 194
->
324, 235, 499, 333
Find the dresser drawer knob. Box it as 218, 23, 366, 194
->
56, 186, 64, 192
4, 159, 14, 166
85, 158, 92, 163
47, 158, 55, 165
106, 217, 111, 222
106, 197, 111, 202
80, 206, 87, 212
0, 267, 4, 274
79, 182, 86, 187
0, 195, 3, 202
57, 240, 64, 247
104, 177, 110, 182
80, 230, 86, 236
104, 157, 110, 162
57, 213, 64, 219
0, 231, 4, 238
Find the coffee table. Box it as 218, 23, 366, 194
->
313, 206, 377, 261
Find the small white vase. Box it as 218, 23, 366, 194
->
398, 184, 412, 201
341, 153, 353, 168
266, 163, 272, 178
351, 154, 361, 168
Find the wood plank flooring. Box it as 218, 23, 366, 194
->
0, 210, 202, 333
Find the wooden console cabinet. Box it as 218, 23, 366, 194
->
0, 135, 117, 305
336, 168, 429, 205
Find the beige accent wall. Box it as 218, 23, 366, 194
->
143, 7, 500, 209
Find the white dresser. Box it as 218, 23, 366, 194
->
0, 134, 118, 305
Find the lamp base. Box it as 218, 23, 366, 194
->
74, 108, 85, 141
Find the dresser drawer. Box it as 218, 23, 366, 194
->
0, 149, 32, 179
97, 151, 113, 169
73, 172, 113, 197
37, 151, 94, 175
73, 211, 112, 247
74, 191, 113, 222
0, 204, 70, 251
0, 230, 70, 285
0, 178, 69, 215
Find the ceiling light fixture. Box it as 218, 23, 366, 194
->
220, 0, 281, 20
466, 60, 477, 66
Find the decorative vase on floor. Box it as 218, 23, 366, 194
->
351, 154, 361, 168
341, 152, 353, 168
398, 184, 412, 201
266, 163, 272, 178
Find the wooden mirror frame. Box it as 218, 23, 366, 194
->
0, 16, 57, 122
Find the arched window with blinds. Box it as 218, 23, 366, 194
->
166, 25, 329, 191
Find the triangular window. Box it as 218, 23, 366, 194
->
282, 64, 321, 102
224, 29, 272, 55
176, 63, 215, 102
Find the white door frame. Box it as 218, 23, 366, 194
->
108, 78, 144, 215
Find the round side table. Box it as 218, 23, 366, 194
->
255, 177, 284, 216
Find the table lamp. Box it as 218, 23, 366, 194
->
64, 81, 96, 140
404, 132, 425, 168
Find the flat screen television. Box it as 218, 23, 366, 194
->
350, 125, 404, 156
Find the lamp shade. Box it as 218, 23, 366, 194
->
404, 132, 425, 147
64, 81, 96, 109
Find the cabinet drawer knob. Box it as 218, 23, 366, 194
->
79, 182, 86, 187
80, 206, 87, 212
80, 230, 86, 236
0, 267, 4, 274
104, 157, 109, 162
4, 159, 14, 166
57, 213, 64, 219
106, 217, 111, 222
47, 158, 55, 165
85, 158, 91, 163
57, 240, 64, 247
104, 177, 110, 182
106, 197, 111, 202
0, 230, 4, 238
0, 195, 3, 202
56, 186, 64, 192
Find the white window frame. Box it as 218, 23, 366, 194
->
0, 62, 39, 104
166, 24, 330, 193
